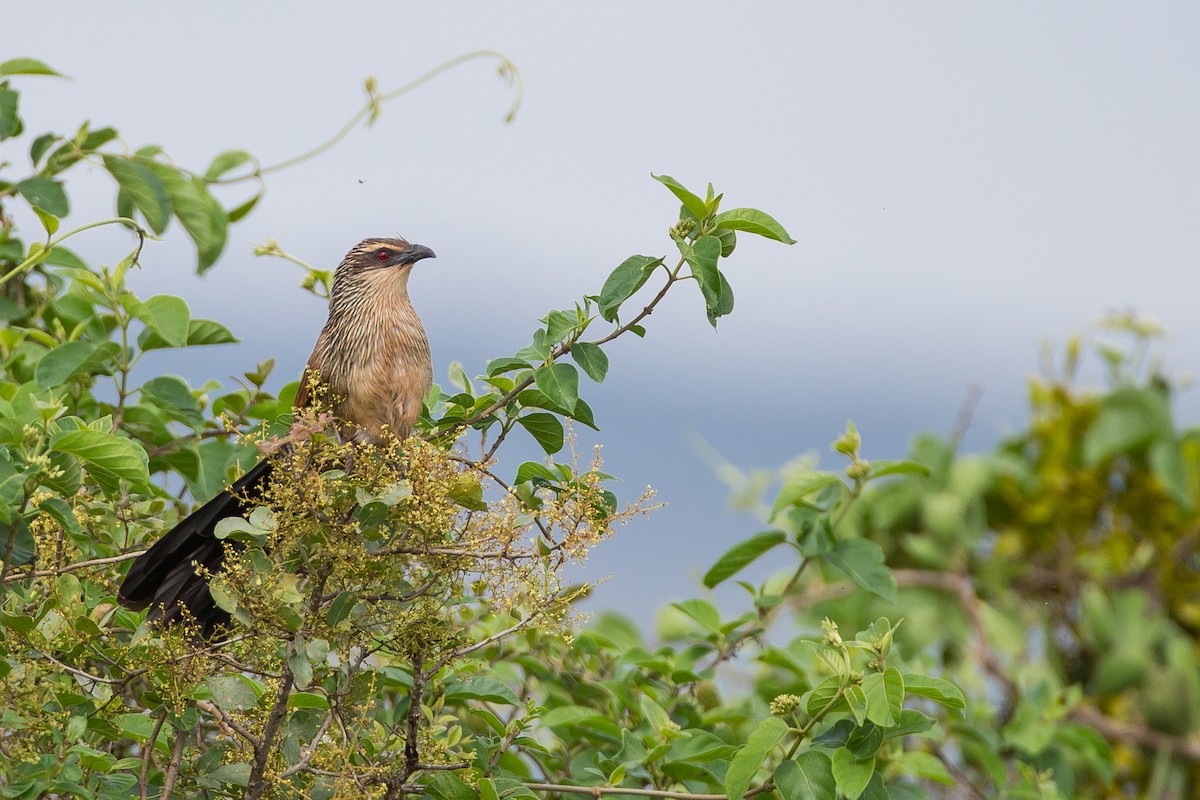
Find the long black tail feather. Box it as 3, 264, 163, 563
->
118, 458, 273, 638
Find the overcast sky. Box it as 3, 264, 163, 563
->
7, 2, 1200, 622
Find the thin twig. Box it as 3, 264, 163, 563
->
161, 727, 187, 800
405, 648, 426, 777
2, 549, 146, 584
140, 711, 168, 800
196, 700, 259, 749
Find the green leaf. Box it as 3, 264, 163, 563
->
0, 58, 63, 77
896, 751, 953, 785
534, 363, 579, 414
445, 677, 520, 705
517, 413, 564, 455
138, 318, 238, 351
832, 748, 875, 800
204, 149, 254, 181
724, 716, 788, 800
770, 472, 844, 517
680, 235, 724, 325
146, 163, 228, 271
15, 177, 69, 217
197, 763, 251, 789
227, 192, 261, 223
540, 705, 604, 729
1149, 438, 1192, 511
205, 675, 259, 711
861, 669, 904, 727
712, 208, 796, 244
486, 356, 531, 376
822, 539, 897, 603
141, 375, 204, 428
1082, 386, 1171, 465
34, 341, 119, 387
103, 156, 171, 234
287, 692, 329, 710
775, 752, 836, 800
671, 598, 722, 634
134, 295, 191, 348
49, 429, 149, 495
0, 88, 20, 139
427, 773, 480, 800
598, 255, 663, 322
652, 174, 708, 220
703, 530, 787, 588
32, 206, 59, 235
326, 591, 357, 626
865, 459, 931, 479
882, 709, 936, 740
288, 649, 313, 689
36, 497, 84, 542
901, 673, 965, 711
570, 342, 609, 383
845, 685, 869, 726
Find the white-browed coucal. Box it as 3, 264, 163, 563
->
118, 237, 436, 636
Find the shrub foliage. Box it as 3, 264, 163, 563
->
1, 57, 1198, 800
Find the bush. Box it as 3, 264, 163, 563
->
2, 56, 1198, 800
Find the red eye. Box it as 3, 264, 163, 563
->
375, 249, 392, 262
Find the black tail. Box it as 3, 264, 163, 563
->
119, 458, 273, 638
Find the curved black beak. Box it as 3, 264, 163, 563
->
400, 244, 436, 266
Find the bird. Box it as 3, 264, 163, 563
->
118, 237, 436, 637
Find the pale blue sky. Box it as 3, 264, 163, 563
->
6, 2, 1199, 619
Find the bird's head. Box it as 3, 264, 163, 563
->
339, 237, 437, 277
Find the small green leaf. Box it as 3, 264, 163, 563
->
703, 530, 787, 588
288, 650, 313, 689
862, 669, 904, 727
50, 429, 149, 495
33, 206, 59, 235
134, 294, 191, 348
1082, 386, 1171, 465
103, 156, 171, 234
831, 747, 875, 800
205, 675, 259, 711
15, 176, 69, 217
774, 752, 835, 800
204, 149, 254, 181
652, 173, 708, 220
712, 208, 796, 244
326, 591, 357, 626
517, 413, 564, 455
0, 88, 20, 140
0, 58, 63, 77
679, 235, 724, 324
144, 162, 228, 271
724, 716, 788, 800
287, 692, 329, 710
598, 255, 663, 322
671, 598, 722, 634
845, 685, 869, 726
486, 356, 531, 376
534, 363, 579, 414
571, 342, 609, 383
34, 341, 119, 387
445, 677, 520, 705
36, 497, 84, 542
822, 539, 897, 603
902, 673, 965, 711
866, 459, 931, 479
138, 318, 238, 351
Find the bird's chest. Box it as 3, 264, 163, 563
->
324, 298, 432, 440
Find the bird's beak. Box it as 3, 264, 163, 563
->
399, 244, 436, 266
